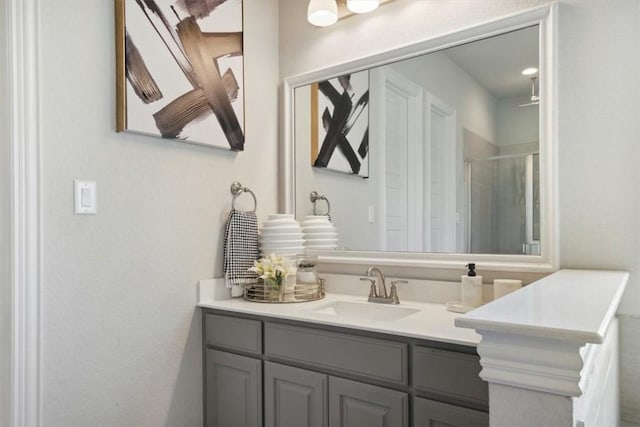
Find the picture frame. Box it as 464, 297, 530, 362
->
310, 70, 369, 178
115, 0, 245, 151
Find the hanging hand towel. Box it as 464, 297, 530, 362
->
223, 209, 260, 294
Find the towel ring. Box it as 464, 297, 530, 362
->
230, 182, 257, 212
310, 191, 331, 216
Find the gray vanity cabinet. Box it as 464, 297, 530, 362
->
264, 362, 328, 427
329, 376, 408, 427
205, 349, 262, 427
202, 309, 487, 427
414, 397, 488, 427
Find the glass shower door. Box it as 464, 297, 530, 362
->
466, 153, 539, 255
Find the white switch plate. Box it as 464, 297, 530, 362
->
368, 205, 375, 223
74, 180, 97, 214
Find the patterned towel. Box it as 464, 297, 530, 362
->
223, 209, 259, 289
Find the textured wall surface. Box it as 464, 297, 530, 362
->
38, 0, 279, 425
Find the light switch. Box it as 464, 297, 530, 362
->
80, 187, 92, 208
368, 205, 375, 223
74, 180, 97, 214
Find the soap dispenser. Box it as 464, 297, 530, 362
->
461, 263, 483, 308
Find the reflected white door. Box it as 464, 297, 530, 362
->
384, 88, 408, 251
425, 94, 457, 252
372, 67, 423, 251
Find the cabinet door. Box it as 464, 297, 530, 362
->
414, 397, 488, 427
205, 349, 262, 427
329, 376, 408, 427
265, 362, 328, 427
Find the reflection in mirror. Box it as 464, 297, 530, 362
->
294, 25, 540, 255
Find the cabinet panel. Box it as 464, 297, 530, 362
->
265, 322, 408, 385
265, 362, 328, 427
205, 349, 262, 427
413, 346, 488, 406
414, 397, 488, 427
205, 313, 262, 355
329, 376, 408, 427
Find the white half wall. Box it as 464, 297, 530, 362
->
621, 314, 640, 422
279, 0, 640, 421
38, 0, 279, 425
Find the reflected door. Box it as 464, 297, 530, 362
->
425, 94, 457, 253
374, 68, 423, 251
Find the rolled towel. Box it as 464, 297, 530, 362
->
223, 209, 259, 294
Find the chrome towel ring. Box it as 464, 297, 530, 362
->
310, 191, 331, 216
230, 182, 257, 212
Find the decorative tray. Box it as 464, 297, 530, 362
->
243, 279, 325, 303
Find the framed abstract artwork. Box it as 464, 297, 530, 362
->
115, 0, 245, 151
311, 70, 369, 178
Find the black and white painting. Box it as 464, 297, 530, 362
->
116, 0, 245, 151
311, 71, 369, 178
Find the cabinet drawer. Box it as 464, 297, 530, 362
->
205, 313, 262, 355
414, 397, 488, 427
265, 322, 408, 386
413, 346, 488, 406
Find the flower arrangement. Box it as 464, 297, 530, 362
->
248, 253, 297, 291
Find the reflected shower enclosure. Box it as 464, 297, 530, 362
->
466, 153, 540, 255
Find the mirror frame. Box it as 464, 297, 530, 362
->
283, 4, 558, 273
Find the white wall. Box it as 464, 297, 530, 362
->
38, 0, 279, 425
556, 0, 640, 314
496, 95, 539, 146
280, 0, 640, 421
1, 0, 11, 424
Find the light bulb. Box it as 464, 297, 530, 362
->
522, 67, 538, 76
308, 0, 338, 27
346, 0, 380, 14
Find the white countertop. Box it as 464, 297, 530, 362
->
455, 269, 629, 344
197, 278, 481, 347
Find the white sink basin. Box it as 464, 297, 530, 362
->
307, 301, 420, 322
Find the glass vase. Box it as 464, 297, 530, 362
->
264, 277, 284, 302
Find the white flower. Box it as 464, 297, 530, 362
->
248, 253, 297, 280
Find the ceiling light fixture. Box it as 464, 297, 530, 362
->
346, 0, 380, 14
522, 67, 538, 76
308, 0, 338, 27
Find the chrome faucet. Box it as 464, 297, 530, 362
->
367, 266, 387, 298
360, 266, 404, 304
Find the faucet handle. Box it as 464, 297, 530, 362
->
360, 277, 377, 298
389, 280, 407, 305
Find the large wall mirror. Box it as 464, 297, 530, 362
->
283, 5, 557, 272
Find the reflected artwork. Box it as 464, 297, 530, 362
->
311, 71, 369, 178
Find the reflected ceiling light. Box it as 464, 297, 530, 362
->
519, 76, 540, 107
346, 0, 380, 14
308, 0, 338, 27
522, 67, 538, 76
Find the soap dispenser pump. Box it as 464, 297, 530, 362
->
461, 263, 483, 308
